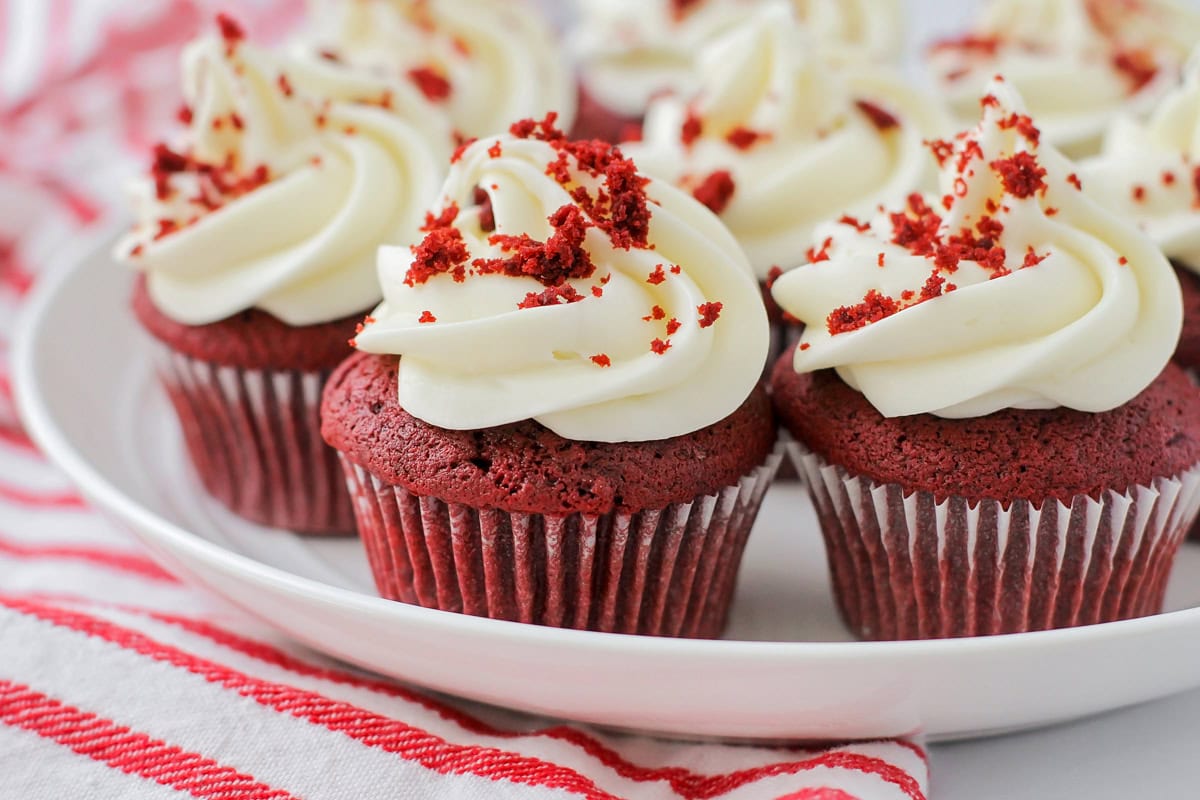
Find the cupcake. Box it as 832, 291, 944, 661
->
625, 1, 950, 361
1081, 50, 1200, 376
569, 0, 903, 143
114, 16, 448, 533
321, 116, 779, 636
926, 0, 1189, 158
290, 0, 576, 140
770, 77, 1200, 640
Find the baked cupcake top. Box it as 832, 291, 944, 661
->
926, 0, 1185, 157
626, 2, 949, 281
1082, 50, 1200, 270
291, 0, 575, 140
571, 0, 902, 119
771, 77, 1181, 419
353, 115, 768, 443
114, 16, 448, 327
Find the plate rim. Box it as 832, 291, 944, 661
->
16, 231, 1200, 667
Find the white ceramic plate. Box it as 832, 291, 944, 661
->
17, 239, 1200, 742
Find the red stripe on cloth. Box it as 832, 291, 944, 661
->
0, 238, 33, 295
0, 595, 627, 800
33, 601, 926, 800
0, 482, 86, 509
776, 790, 859, 800
0, 424, 39, 454
0, 679, 299, 800
0, 537, 177, 583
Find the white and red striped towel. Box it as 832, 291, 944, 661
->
0, 3, 929, 797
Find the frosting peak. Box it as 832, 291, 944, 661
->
627, 2, 948, 280
772, 78, 1181, 418
354, 117, 768, 442
115, 22, 448, 326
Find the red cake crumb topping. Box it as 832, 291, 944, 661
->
877, 252, 886, 267
1067, 173, 1083, 191
671, 0, 703, 18
277, 73, 293, 97
650, 338, 672, 354
216, 14, 244, 48
408, 66, 452, 102
669, 264, 681, 274
692, 170, 735, 214
827, 289, 900, 334
590, 353, 611, 367
405, 227, 470, 285
765, 265, 783, 289
799, 342, 810, 351
1132, 184, 1146, 202
929, 34, 1000, 56
1164, 171, 1177, 186
666, 318, 682, 335
726, 127, 767, 150
177, 105, 193, 124
517, 284, 585, 309
472, 186, 495, 232
681, 111, 703, 147
475, 204, 595, 286
807, 236, 834, 263
855, 100, 900, 131
990, 152, 1047, 198
418, 310, 437, 323
1113, 50, 1159, 93
838, 214, 871, 232
421, 202, 459, 232
1023, 247, 1048, 268
450, 137, 477, 164
149, 143, 269, 213
487, 141, 502, 158
697, 302, 722, 328
643, 305, 666, 321
647, 265, 667, 285
997, 112, 1040, 145
927, 138, 955, 167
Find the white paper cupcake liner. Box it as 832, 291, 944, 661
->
340, 450, 782, 637
154, 345, 355, 535
787, 441, 1200, 640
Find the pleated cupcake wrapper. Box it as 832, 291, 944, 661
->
153, 344, 355, 535
787, 441, 1200, 640
340, 449, 783, 637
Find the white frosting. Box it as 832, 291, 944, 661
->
114, 32, 449, 326
1085, 0, 1200, 63
927, 0, 1179, 158
292, 0, 575, 139
627, 2, 949, 280
1082, 49, 1200, 270
354, 132, 769, 442
571, 0, 902, 118
772, 79, 1181, 419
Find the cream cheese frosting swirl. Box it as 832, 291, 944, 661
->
626, 2, 949, 281
772, 78, 1181, 419
292, 0, 575, 139
353, 118, 768, 442
927, 0, 1180, 158
1082, 49, 1200, 269
571, 0, 902, 119
114, 22, 449, 326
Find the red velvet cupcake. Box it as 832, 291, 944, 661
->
114, 17, 447, 533
321, 118, 778, 635
770, 78, 1200, 640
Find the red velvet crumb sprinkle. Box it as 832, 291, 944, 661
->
1067, 173, 1083, 191
177, 105, 193, 124
451, 137, 478, 164
216, 13, 244, 45
1119, 256, 1129, 265
799, 342, 810, 351
647, 265, 666, 285
643, 305, 666, 321
926, 138, 955, 167
1113, 50, 1159, 93
997, 112, 1040, 145
1164, 171, 1177, 186
421, 202, 459, 232
408, 66, 452, 102
405, 227, 470, 286
692, 170, 735, 215
806, 236, 834, 263
418, 310, 437, 323
990, 152, 1047, 198
650, 338, 672, 354
1023, 247, 1048, 268
517, 284, 585, 309
826, 289, 900, 335
277, 74, 293, 97
838, 214, 871, 232
590, 354, 611, 367
929, 34, 1000, 56
697, 301, 722, 328
726, 126, 767, 150
475, 204, 595, 286
877, 252, 886, 267
669, 264, 681, 274
487, 141, 502, 158
854, 100, 899, 131
1132, 184, 1146, 202
666, 318, 682, 335
472, 186, 495, 232
681, 111, 703, 147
